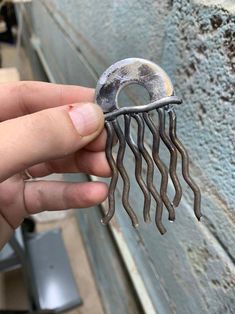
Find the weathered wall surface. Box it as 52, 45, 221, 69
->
21, 0, 235, 313
162, 0, 235, 259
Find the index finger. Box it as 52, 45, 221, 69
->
0, 81, 95, 120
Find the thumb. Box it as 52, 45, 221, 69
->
0, 102, 104, 181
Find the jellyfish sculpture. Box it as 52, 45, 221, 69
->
95, 58, 201, 234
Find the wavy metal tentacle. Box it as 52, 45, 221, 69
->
143, 112, 175, 220
112, 119, 139, 227
102, 121, 119, 224
157, 108, 182, 207
168, 109, 202, 220
133, 113, 166, 234
124, 114, 151, 222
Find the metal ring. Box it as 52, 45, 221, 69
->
95, 58, 174, 112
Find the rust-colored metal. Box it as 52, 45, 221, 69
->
143, 112, 175, 220
95, 58, 202, 233
101, 121, 118, 225
124, 114, 151, 223
157, 108, 182, 207
168, 109, 201, 220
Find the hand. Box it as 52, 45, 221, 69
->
0, 81, 110, 248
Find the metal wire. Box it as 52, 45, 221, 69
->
168, 109, 202, 220
143, 112, 175, 220
124, 114, 151, 222
102, 121, 119, 224
157, 108, 182, 207
132, 114, 166, 234
104, 96, 182, 120
112, 119, 139, 227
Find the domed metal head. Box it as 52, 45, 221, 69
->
95, 58, 174, 113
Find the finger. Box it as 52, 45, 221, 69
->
0, 81, 95, 120
85, 129, 107, 151
0, 213, 13, 250
85, 128, 118, 151
26, 150, 111, 178
0, 102, 104, 181
24, 180, 108, 214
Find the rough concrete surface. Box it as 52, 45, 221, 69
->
162, 0, 235, 259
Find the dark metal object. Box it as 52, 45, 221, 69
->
124, 114, 151, 223
112, 119, 139, 227
95, 58, 201, 233
0, 224, 82, 313
157, 108, 182, 207
102, 121, 118, 225
25, 229, 82, 312
104, 96, 181, 120
143, 113, 175, 219
168, 109, 201, 220
133, 113, 166, 234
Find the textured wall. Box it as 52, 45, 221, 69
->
22, 0, 235, 313
162, 0, 235, 258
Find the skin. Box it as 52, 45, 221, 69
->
0, 81, 111, 249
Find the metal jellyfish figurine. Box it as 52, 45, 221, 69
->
95, 58, 201, 234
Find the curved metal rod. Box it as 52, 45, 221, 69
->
124, 114, 151, 223
101, 121, 119, 224
112, 119, 139, 227
132, 113, 166, 234
157, 108, 182, 207
104, 96, 182, 120
143, 112, 175, 220
168, 110, 202, 220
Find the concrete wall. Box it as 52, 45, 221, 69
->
21, 0, 235, 313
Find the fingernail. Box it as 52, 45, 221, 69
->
69, 103, 102, 136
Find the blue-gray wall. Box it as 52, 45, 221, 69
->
21, 1, 235, 313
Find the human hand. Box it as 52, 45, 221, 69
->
0, 81, 110, 248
